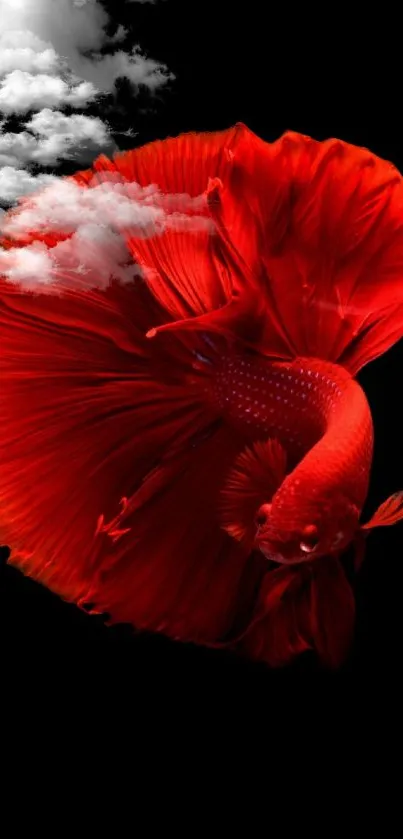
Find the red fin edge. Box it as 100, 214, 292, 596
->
361, 491, 403, 530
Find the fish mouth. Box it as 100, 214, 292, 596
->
256, 536, 311, 566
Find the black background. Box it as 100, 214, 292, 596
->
1, 1, 402, 694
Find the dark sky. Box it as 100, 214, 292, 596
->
1, 0, 402, 695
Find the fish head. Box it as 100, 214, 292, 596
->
253, 476, 361, 565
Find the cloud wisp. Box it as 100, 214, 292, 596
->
0, 172, 213, 292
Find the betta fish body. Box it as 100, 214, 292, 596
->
0, 124, 403, 667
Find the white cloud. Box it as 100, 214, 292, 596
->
108, 24, 127, 45
0, 0, 171, 208
1, 175, 212, 238
0, 109, 112, 167
0, 31, 59, 75
0, 174, 213, 291
27, 108, 111, 161
0, 229, 143, 291
0, 70, 98, 114
79, 47, 171, 93
0, 135, 36, 168
0, 0, 172, 94
0, 241, 55, 283
0, 165, 57, 203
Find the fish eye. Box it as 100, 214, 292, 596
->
299, 523, 319, 553
254, 503, 272, 527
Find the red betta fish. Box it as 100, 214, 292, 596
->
0, 123, 403, 668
